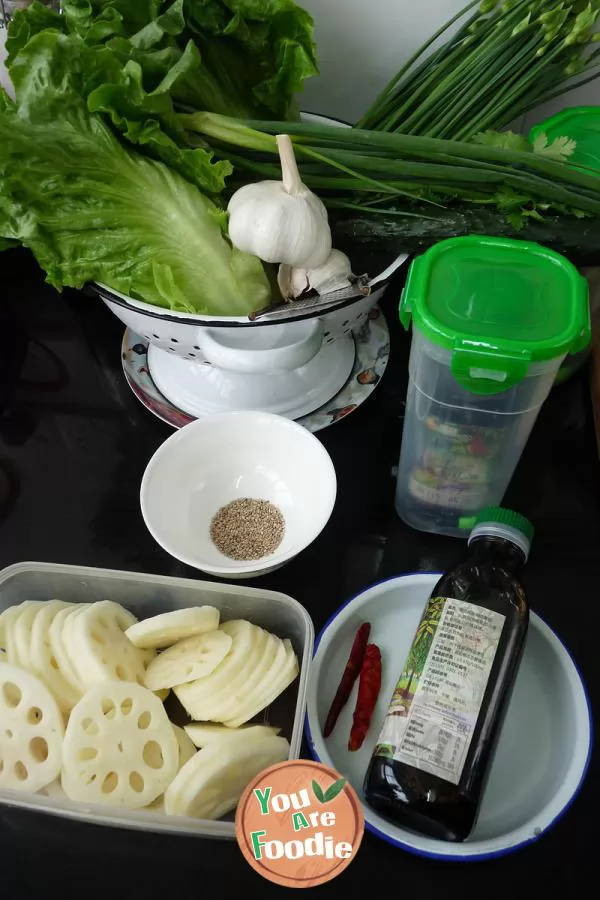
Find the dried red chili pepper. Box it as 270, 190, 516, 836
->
348, 643, 382, 752
323, 622, 370, 738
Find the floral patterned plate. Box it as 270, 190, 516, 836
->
121, 307, 390, 433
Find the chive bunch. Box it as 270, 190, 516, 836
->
356, 0, 600, 140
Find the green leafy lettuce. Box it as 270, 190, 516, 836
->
0, 30, 271, 316
9, 0, 318, 120
6, 2, 232, 194
6, 0, 317, 193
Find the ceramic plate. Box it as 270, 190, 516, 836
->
305, 574, 592, 861
121, 308, 389, 433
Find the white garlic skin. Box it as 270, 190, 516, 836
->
279, 249, 354, 299
227, 180, 332, 268
305, 250, 354, 294
277, 263, 310, 300
227, 134, 332, 269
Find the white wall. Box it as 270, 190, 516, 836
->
300, 0, 600, 129
0, 24, 10, 98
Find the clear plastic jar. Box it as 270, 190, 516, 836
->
395, 328, 564, 537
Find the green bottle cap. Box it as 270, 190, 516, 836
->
399, 236, 590, 395
469, 507, 535, 560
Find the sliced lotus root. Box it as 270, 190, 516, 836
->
12, 602, 47, 670
164, 734, 290, 820
29, 601, 80, 713
69, 601, 146, 689
62, 681, 179, 809
173, 620, 258, 720
48, 605, 88, 695
172, 724, 196, 768
141, 647, 157, 669
144, 630, 232, 692
224, 639, 299, 729
184, 722, 280, 748
0, 606, 20, 659
141, 725, 195, 771
0, 662, 64, 793
212, 632, 279, 723
41, 779, 67, 800
0, 602, 42, 668
189, 622, 268, 721
126, 607, 220, 650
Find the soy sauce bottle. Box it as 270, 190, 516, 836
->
364, 507, 533, 842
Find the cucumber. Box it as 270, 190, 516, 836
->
330, 206, 600, 268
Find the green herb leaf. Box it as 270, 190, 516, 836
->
472, 130, 531, 153
323, 778, 347, 803
493, 187, 531, 212
532, 133, 577, 163
506, 211, 526, 230
312, 780, 325, 803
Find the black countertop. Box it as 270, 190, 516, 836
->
1, 248, 598, 896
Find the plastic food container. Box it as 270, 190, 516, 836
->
395, 237, 590, 537
529, 106, 600, 174
0, 562, 314, 839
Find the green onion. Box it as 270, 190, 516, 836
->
184, 113, 600, 221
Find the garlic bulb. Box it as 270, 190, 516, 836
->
278, 250, 355, 300
277, 264, 310, 301
227, 134, 332, 269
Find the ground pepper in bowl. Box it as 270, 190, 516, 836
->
209, 498, 285, 561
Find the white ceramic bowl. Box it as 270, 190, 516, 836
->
140, 411, 337, 578
306, 574, 592, 861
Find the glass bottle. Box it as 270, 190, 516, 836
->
363, 507, 533, 842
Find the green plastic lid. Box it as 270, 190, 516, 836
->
468, 506, 534, 559
529, 107, 600, 173
400, 236, 590, 395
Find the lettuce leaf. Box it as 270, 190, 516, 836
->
6, 2, 232, 195
59, 0, 318, 119
178, 0, 319, 119
0, 30, 270, 316
6, 0, 316, 195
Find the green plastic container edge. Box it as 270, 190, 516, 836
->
528, 107, 600, 177
399, 236, 591, 396
528, 106, 600, 148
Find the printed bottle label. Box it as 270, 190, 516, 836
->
374, 597, 505, 785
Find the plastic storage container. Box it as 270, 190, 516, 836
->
529, 107, 600, 383
396, 237, 590, 537
0, 562, 314, 839
529, 106, 600, 174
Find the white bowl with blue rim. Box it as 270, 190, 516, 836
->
305, 573, 592, 860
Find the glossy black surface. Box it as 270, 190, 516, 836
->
1, 248, 598, 896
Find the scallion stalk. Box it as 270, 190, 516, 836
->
184, 113, 600, 221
